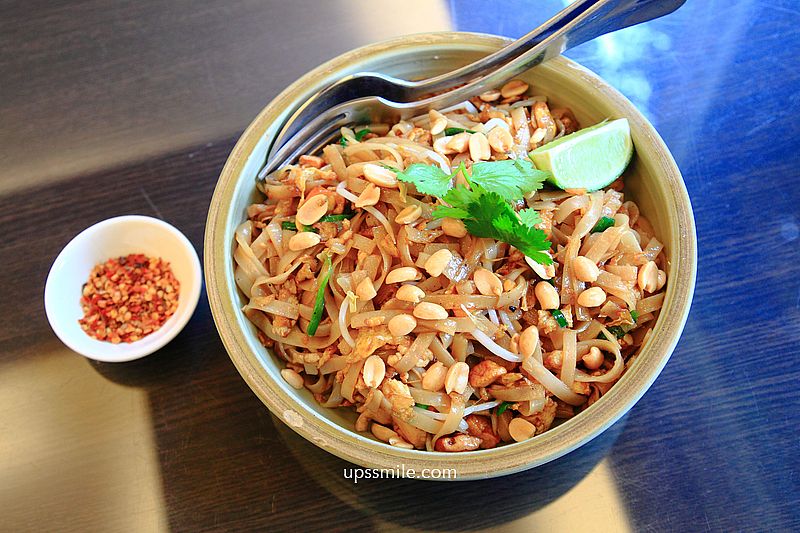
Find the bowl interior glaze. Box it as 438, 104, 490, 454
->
205, 32, 696, 480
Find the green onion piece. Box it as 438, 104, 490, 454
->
318, 211, 356, 223
281, 221, 319, 233
444, 127, 476, 135
630, 310, 639, 323
591, 216, 615, 233
339, 136, 348, 147
380, 162, 401, 173
606, 325, 627, 339
551, 309, 568, 328
415, 403, 429, 410
307, 254, 333, 336
496, 401, 512, 416
354, 128, 370, 141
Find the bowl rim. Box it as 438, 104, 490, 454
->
204, 31, 697, 480
45, 214, 203, 362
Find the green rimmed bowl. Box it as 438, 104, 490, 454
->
204, 32, 696, 480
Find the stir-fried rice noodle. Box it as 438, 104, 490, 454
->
234, 84, 669, 451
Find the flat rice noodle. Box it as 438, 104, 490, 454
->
405, 225, 443, 244
602, 189, 624, 217
250, 229, 274, 261
341, 358, 366, 402
431, 338, 457, 366
488, 382, 545, 402
574, 339, 624, 383
605, 264, 638, 282
432, 394, 465, 445
244, 294, 341, 350
560, 237, 581, 305
442, 252, 470, 283
322, 144, 347, 178
306, 374, 328, 394
572, 191, 604, 239
408, 408, 445, 434
234, 265, 256, 297
641, 236, 664, 261
319, 356, 348, 375
397, 226, 415, 266
555, 194, 590, 223
637, 293, 665, 314
521, 355, 586, 406
585, 225, 625, 264
351, 233, 376, 254
394, 333, 436, 373
234, 237, 269, 282
426, 294, 497, 309
264, 219, 284, 256
362, 388, 385, 414
244, 297, 299, 320
322, 381, 343, 407
409, 388, 450, 408
595, 271, 637, 310
417, 318, 459, 335
517, 398, 547, 416
560, 329, 577, 388
250, 262, 302, 289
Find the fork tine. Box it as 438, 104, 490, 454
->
258, 110, 350, 180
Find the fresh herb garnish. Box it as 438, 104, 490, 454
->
591, 216, 615, 233
339, 128, 371, 147
307, 254, 333, 336
496, 401, 513, 416
318, 211, 356, 223
630, 310, 639, 323
395, 163, 452, 197
281, 221, 319, 233
551, 309, 568, 328
394, 160, 552, 265
444, 127, 476, 135
415, 403, 430, 410
468, 159, 549, 202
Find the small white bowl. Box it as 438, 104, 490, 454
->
45, 215, 202, 362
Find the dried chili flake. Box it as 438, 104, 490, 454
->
78, 254, 180, 343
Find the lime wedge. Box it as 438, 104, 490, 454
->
530, 118, 633, 191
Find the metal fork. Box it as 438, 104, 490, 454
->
258, 0, 685, 180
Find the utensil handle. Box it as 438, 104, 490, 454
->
404, 0, 686, 104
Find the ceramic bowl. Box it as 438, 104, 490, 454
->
204, 32, 696, 480
45, 215, 202, 362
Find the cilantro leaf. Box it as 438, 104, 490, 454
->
518, 208, 542, 227
396, 163, 452, 197
469, 159, 549, 202
456, 188, 553, 265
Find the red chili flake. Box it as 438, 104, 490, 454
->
78, 254, 180, 344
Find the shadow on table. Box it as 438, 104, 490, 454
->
272, 412, 626, 532
87, 294, 623, 531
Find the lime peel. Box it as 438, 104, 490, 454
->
530, 118, 633, 191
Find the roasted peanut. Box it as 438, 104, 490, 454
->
445, 361, 470, 394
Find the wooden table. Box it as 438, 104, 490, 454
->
2, 1, 798, 531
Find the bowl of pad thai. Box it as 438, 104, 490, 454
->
205, 32, 696, 479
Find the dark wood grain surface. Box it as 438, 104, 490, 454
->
2, 0, 799, 531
